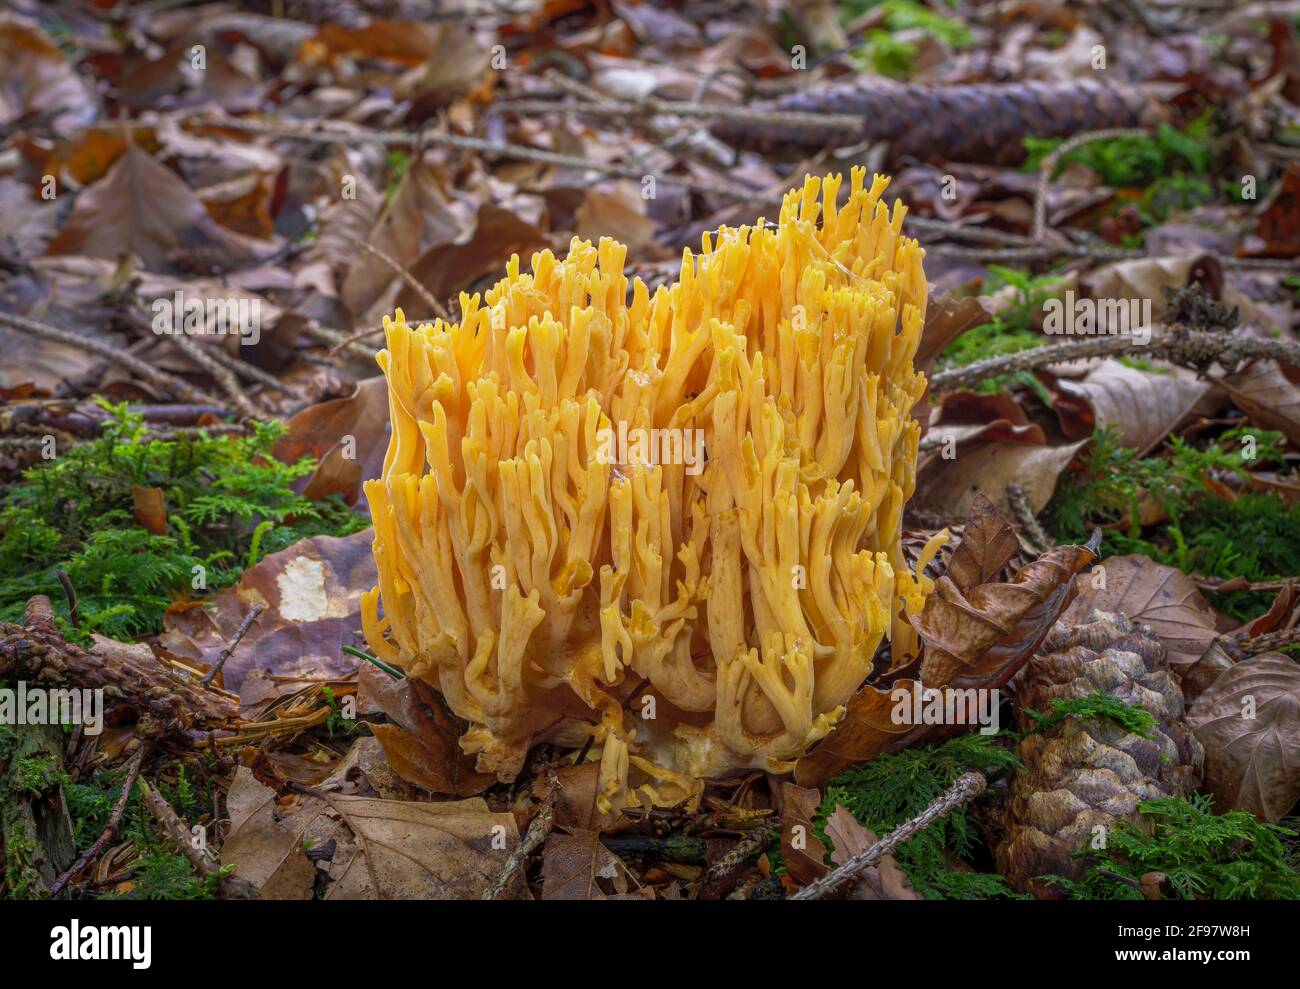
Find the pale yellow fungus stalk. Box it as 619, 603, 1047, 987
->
362, 168, 929, 809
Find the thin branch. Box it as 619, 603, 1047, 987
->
200, 605, 264, 687
49, 742, 150, 897
483, 778, 557, 900
342, 233, 449, 320
168, 332, 260, 420
0, 311, 220, 406
791, 772, 987, 900
929, 329, 1300, 394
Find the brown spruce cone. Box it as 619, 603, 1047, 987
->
995, 611, 1203, 897
713, 80, 1167, 165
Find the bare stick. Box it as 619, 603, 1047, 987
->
342, 234, 449, 320
137, 777, 258, 898
0, 311, 219, 405
1033, 128, 1151, 242
791, 772, 987, 900
1008, 483, 1053, 551
200, 605, 264, 687
483, 780, 557, 900
50, 743, 150, 896
929, 329, 1300, 394
169, 332, 260, 419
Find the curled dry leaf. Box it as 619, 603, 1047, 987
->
914, 533, 1099, 689
1187, 652, 1300, 822
1220, 358, 1300, 446
359, 663, 494, 798
1063, 554, 1223, 668
220, 767, 526, 899
1053, 359, 1222, 456
797, 501, 1096, 787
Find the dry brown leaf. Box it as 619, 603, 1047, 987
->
157, 529, 375, 693
1054, 359, 1221, 455
220, 766, 526, 899
540, 830, 631, 900
914, 537, 1098, 688
360, 663, 494, 797
823, 805, 922, 900
779, 782, 831, 886
0, 16, 97, 136
1187, 652, 1300, 822
1220, 359, 1300, 446
45, 144, 269, 272
272, 376, 389, 509
340, 157, 474, 317
1063, 554, 1222, 667
795, 679, 932, 789
944, 494, 1020, 594
912, 439, 1086, 519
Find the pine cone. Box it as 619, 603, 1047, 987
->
995, 612, 1203, 897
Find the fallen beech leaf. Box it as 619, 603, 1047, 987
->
45, 144, 269, 273
360, 664, 494, 797
1053, 359, 1221, 455
540, 829, 630, 900
914, 537, 1099, 688
795, 679, 932, 789
915, 294, 995, 376
341, 157, 473, 317
399, 203, 550, 313
158, 530, 375, 693
221, 767, 526, 899
1220, 358, 1300, 446
780, 782, 831, 886
0, 17, 97, 136
1187, 653, 1300, 822
912, 439, 1086, 519
944, 494, 1019, 594
1063, 554, 1222, 667
273, 376, 389, 509
533, 762, 601, 832
823, 805, 922, 900
575, 185, 659, 254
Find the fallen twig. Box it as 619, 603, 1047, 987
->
50, 742, 150, 897
0, 311, 220, 406
483, 778, 557, 900
930, 328, 1300, 394
200, 605, 265, 687
791, 772, 987, 900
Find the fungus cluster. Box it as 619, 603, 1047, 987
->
362, 169, 929, 811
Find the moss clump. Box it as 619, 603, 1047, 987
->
1048, 425, 1300, 621
815, 734, 1025, 899
0, 399, 368, 639
1048, 795, 1300, 900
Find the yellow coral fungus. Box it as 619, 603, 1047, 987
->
362, 168, 929, 805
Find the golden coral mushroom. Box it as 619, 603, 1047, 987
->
362, 168, 929, 804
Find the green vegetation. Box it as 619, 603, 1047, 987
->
937, 265, 1064, 397
1047, 425, 1300, 620
1022, 692, 1157, 739
1049, 795, 1300, 900
847, 1, 973, 78
0, 399, 368, 640
815, 734, 1025, 899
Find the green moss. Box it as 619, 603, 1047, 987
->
815, 734, 1026, 899
1048, 795, 1300, 900
0, 399, 368, 639
1047, 425, 1300, 621
1023, 692, 1157, 739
